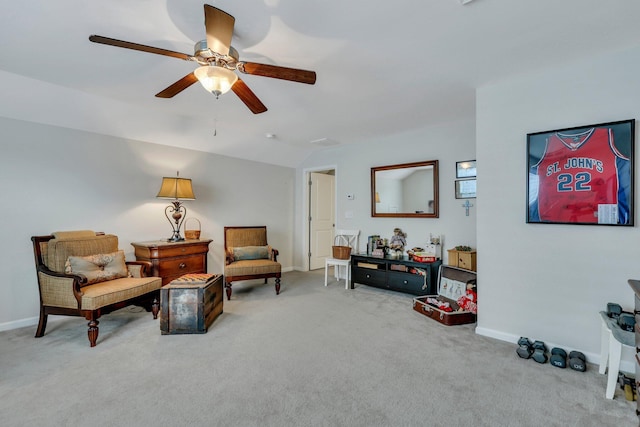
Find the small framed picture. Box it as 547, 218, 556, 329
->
456, 160, 476, 178
455, 179, 476, 199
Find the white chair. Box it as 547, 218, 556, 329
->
324, 229, 360, 289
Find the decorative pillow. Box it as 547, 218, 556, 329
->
232, 246, 270, 261
65, 250, 129, 286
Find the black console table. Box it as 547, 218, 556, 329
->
350, 253, 442, 295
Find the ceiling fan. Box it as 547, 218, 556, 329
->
89, 4, 316, 114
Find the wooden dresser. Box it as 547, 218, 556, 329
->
131, 239, 212, 285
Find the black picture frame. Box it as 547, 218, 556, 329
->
527, 119, 634, 226
456, 160, 476, 178
455, 179, 476, 199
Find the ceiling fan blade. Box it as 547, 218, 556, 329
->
155, 73, 199, 98
89, 35, 193, 61
240, 62, 316, 85
231, 78, 268, 114
204, 5, 235, 56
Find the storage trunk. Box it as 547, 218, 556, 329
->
160, 274, 223, 334
413, 265, 477, 326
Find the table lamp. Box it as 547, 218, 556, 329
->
156, 172, 196, 242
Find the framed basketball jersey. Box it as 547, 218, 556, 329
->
527, 119, 634, 226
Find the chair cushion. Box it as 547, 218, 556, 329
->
65, 250, 130, 286
46, 234, 119, 273
80, 276, 162, 310
232, 246, 269, 260
224, 259, 281, 277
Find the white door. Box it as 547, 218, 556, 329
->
309, 172, 335, 270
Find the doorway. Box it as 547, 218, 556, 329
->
306, 168, 336, 270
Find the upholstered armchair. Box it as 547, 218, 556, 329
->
31, 230, 162, 347
224, 226, 281, 300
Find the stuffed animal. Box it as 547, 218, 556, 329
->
457, 280, 477, 314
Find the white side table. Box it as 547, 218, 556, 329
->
598, 311, 634, 399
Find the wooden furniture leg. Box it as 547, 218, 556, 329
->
35, 308, 48, 338
152, 298, 159, 319
225, 282, 233, 300
87, 317, 100, 348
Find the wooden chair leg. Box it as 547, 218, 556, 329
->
87, 318, 100, 347
35, 307, 48, 338
151, 298, 159, 319
275, 277, 281, 295
225, 282, 232, 300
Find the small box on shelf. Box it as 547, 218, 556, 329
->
447, 248, 477, 272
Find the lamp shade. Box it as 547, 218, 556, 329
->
157, 177, 196, 200
194, 65, 238, 97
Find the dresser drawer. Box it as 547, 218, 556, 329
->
143, 244, 207, 260
159, 255, 205, 277
388, 271, 428, 295
352, 268, 386, 286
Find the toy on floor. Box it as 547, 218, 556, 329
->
456, 279, 477, 314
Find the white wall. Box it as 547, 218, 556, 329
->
477, 45, 640, 367
1, 117, 294, 330
295, 119, 477, 271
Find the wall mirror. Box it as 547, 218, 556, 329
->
371, 160, 439, 218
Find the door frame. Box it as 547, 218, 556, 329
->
302, 164, 337, 271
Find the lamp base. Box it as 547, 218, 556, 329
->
163, 202, 187, 243
166, 232, 185, 242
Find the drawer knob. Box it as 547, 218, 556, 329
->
179, 263, 186, 269
403, 280, 408, 284
366, 274, 371, 278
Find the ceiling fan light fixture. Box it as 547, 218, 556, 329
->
194, 65, 238, 98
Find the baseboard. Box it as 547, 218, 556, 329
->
476, 326, 635, 374
0, 316, 39, 332
475, 326, 518, 344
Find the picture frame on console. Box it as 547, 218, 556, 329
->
526, 119, 635, 226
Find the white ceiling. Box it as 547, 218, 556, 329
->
2, 0, 640, 167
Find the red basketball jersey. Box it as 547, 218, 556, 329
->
534, 127, 624, 223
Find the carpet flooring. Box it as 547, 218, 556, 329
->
0, 270, 636, 426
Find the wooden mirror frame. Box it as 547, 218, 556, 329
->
371, 160, 439, 218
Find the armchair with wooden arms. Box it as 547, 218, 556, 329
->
31, 230, 163, 347
223, 226, 281, 300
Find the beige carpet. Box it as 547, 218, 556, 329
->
0, 270, 635, 426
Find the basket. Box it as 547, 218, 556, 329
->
332, 235, 352, 260
184, 217, 201, 240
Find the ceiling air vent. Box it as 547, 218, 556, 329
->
309, 138, 339, 147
